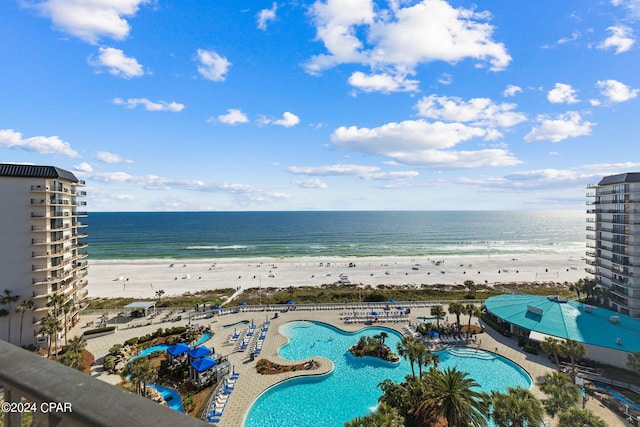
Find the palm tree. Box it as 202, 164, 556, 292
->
559, 339, 587, 382
47, 292, 64, 319
627, 352, 640, 375
155, 289, 165, 300
464, 280, 477, 299
569, 280, 584, 301
1, 289, 20, 344
345, 403, 405, 427
465, 303, 477, 330
448, 302, 465, 329
15, 299, 35, 347
538, 372, 580, 418
38, 313, 62, 358
490, 387, 544, 427
379, 331, 389, 345
65, 335, 87, 355
557, 407, 606, 427
414, 367, 490, 427
62, 299, 75, 346
430, 304, 446, 329
539, 336, 564, 371
397, 336, 421, 377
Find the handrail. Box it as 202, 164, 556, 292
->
0, 340, 208, 427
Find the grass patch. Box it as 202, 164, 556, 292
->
85, 288, 235, 310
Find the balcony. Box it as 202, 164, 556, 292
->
30, 185, 50, 192
0, 341, 208, 427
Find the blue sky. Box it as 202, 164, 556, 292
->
1, 0, 640, 211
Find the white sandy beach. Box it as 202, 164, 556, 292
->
86, 253, 589, 299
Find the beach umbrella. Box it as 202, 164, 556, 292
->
388, 299, 396, 303
214, 305, 222, 310
288, 301, 295, 305
371, 311, 379, 316
429, 331, 439, 338
240, 302, 248, 306
396, 306, 404, 311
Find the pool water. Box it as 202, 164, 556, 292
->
149, 383, 184, 412
192, 332, 213, 347
128, 344, 171, 363
244, 321, 531, 427
222, 320, 250, 329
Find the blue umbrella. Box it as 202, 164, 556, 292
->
371, 311, 379, 316
429, 331, 439, 338
396, 306, 405, 310
240, 302, 248, 306
287, 301, 296, 305
214, 305, 222, 310
388, 299, 396, 303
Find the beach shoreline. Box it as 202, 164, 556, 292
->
86, 253, 589, 299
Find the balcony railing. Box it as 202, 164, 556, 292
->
0, 341, 208, 427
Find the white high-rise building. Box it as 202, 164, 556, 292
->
0, 163, 88, 347
586, 172, 640, 317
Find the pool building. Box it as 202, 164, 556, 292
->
484, 294, 640, 368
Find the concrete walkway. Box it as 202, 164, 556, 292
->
72, 305, 627, 427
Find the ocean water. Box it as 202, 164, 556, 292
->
86, 211, 585, 260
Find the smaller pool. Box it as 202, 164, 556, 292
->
128, 344, 170, 363
150, 383, 184, 412
192, 333, 213, 346
221, 320, 249, 329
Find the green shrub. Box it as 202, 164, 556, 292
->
524, 344, 539, 355
103, 355, 116, 372
109, 344, 123, 354
124, 337, 139, 346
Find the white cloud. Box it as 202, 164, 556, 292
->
27, 0, 149, 44
596, 79, 639, 103
89, 47, 144, 79
348, 71, 419, 93
257, 2, 277, 31
415, 95, 527, 128
213, 109, 249, 125
611, 0, 640, 20
262, 112, 300, 127
0, 128, 80, 157
547, 83, 579, 104
292, 178, 328, 188
96, 151, 133, 163
330, 120, 520, 168
503, 85, 522, 97
196, 49, 231, 82
73, 162, 93, 173
524, 112, 594, 143
437, 73, 452, 85
306, 0, 511, 91
286, 164, 419, 180
598, 25, 635, 54
113, 98, 185, 112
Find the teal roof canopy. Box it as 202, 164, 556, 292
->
484, 294, 640, 352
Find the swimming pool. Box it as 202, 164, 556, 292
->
244, 321, 531, 427
127, 344, 171, 363
221, 320, 250, 329
149, 383, 184, 412
192, 332, 213, 347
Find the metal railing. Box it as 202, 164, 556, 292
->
0, 340, 208, 427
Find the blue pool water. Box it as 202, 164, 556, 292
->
192, 333, 213, 347
149, 383, 184, 412
417, 316, 444, 322
128, 344, 171, 363
221, 320, 250, 329
244, 321, 531, 427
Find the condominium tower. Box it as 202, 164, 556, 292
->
0, 163, 88, 347
586, 172, 640, 317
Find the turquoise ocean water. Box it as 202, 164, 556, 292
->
86, 211, 585, 260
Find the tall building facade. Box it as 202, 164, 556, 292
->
0, 163, 88, 347
586, 172, 640, 317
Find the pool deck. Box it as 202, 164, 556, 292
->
73, 305, 627, 427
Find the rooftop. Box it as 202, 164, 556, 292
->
0, 163, 79, 183
484, 294, 640, 352
598, 172, 640, 186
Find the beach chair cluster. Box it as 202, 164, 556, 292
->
249, 320, 269, 355
403, 324, 423, 339
224, 329, 244, 347
341, 311, 409, 324
206, 371, 240, 424
239, 323, 257, 351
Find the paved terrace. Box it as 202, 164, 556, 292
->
71, 303, 627, 427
